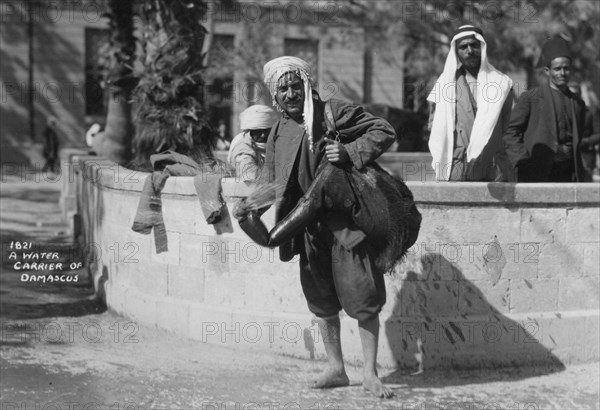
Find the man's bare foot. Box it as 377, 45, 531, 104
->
362, 374, 394, 398
312, 368, 350, 389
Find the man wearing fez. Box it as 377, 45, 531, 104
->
428, 25, 515, 181
255, 56, 396, 398
504, 36, 590, 182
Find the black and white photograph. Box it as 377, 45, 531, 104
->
1, 0, 599, 409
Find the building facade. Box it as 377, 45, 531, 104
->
0, 1, 404, 150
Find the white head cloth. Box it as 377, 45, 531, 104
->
239, 105, 277, 130
263, 56, 316, 151
86, 123, 101, 148
427, 25, 513, 181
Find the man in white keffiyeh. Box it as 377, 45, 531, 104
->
427, 25, 514, 181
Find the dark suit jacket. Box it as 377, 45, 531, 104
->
260, 97, 396, 261
504, 81, 589, 182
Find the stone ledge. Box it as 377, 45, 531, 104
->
76, 156, 600, 205
407, 182, 599, 205
214, 150, 433, 163
75, 156, 254, 198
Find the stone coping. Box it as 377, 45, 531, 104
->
76, 155, 600, 205
213, 149, 433, 163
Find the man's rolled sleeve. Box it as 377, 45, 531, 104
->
345, 142, 366, 170
331, 102, 396, 169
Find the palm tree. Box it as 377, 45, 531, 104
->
92, 0, 136, 165
130, 0, 213, 171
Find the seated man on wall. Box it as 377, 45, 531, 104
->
227, 105, 278, 183
427, 25, 514, 181
504, 36, 591, 182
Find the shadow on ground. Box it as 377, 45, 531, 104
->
381, 363, 567, 390
0, 178, 106, 321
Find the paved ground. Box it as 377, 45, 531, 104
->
1, 171, 599, 410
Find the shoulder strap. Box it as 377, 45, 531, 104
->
324, 100, 340, 141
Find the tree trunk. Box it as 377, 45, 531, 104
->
93, 87, 133, 164
92, 0, 135, 165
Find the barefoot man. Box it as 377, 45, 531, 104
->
256, 56, 396, 398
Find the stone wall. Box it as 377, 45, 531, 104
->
68, 155, 599, 370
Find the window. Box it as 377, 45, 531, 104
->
84, 28, 109, 117
284, 38, 319, 82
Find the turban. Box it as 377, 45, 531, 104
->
263, 56, 316, 151
86, 123, 102, 147
537, 36, 571, 68
239, 105, 277, 130
427, 25, 513, 180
